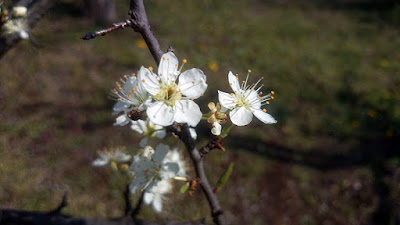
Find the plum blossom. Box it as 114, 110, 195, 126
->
112, 68, 152, 126
92, 148, 131, 167
129, 144, 180, 194
139, 52, 208, 127
130, 119, 166, 147
218, 70, 277, 126
143, 179, 172, 213
205, 102, 227, 136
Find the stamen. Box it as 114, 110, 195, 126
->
148, 66, 153, 71
263, 109, 267, 112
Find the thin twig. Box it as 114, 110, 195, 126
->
48, 192, 68, 215
131, 192, 144, 218
81, 20, 134, 40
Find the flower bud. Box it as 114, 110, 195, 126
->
12, 7, 27, 18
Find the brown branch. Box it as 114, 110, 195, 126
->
0, 0, 57, 59
81, 20, 135, 40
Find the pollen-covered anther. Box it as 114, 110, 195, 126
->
162, 57, 166, 60
229, 82, 232, 86
248, 69, 252, 73
271, 91, 275, 95
183, 59, 187, 63
271, 96, 275, 100
148, 66, 153, 71
190, 98, 194, 100
132, 73, 136, 76
266, 101, 270, 104
142, 79, 145, 83
263, 109, 267, 112
230, 93, 234, 96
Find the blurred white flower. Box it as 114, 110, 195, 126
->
143, 179, 172, 213
139, 52, 208, 127
2, 19, 29, 39
112, 69, 152, 125
92, 148, 131, 167
218, 71, 277, 126
12, 6, 27, 18
129, 144, 179, 194
130, 118, 166, 147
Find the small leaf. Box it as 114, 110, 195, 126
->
220, 123, 234, 138
180, 182, 190, 193
214, 163, 234, 193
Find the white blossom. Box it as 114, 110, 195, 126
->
139, 52, 208, 127
2, 19, 29, 39
165, 148, 186, 177
143, 179, 172, 213
12, 7, 27, 18
218, 71, 277, 126
130, 119, 166, 147
92, 148, 131, 167
129, 144, 179, 194
112, 69, 152, 125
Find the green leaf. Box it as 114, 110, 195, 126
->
180, 182, 190, 193
215, 163, 234, 193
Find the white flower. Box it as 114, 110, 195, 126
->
218, 71, 277, 126
12, 7, 27, 18
112, 69, 152, 125
129, 144, 179, 194
165, 148, 186, 177
92, 148, 131, 167
139, 52, 208, 127
211, 121, 222, 136
2, 19, 29, 39
143, 179, 172, 213
130, 119, 166, 147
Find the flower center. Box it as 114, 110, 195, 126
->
154, 82, 182, 107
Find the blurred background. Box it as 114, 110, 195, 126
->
0, 0, 399, 224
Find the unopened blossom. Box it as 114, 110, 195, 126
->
129, 144, 179, 194
143, 179, 172, 213
112, 68, 151, 126
12, 7, 27, 18
205, 102, 227, 135
92, 148, 131, 167
139, 52, 208, 127
218, 71, 277, 126
130, 119, 166, 147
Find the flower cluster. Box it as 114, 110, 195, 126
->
1, 6, 29, 39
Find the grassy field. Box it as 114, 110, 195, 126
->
0, 0, 399, 224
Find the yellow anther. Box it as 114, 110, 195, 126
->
232, 101, 235, 103
190, 98, 194, 100
162, 57, 166, 60
248, 69, 251, 73
114, 91, 118, 94
271, 96, 275, 99
201, 93, 204, 96
118, 98, 122, 101
142, 79, 145, 83
230, 93, 234, 96
271, 91, 275, 95
124, 75, 128, 78
132, 73, 136, 76
263, 109, 267, 112
140, 189, 143, 192
183, 59, 187, 63
229, 83, 232, 86
266, 101, 270, 104
133, 176, 136, 179
260, 91, 263, 94
148, 66, 153, 71
242, 81, 245, 83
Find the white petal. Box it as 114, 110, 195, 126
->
245, 90, 261, 109
142, 146, 155, 158
130, 120, 146, 134
146, 102, 175, 126
189, 128, 197, 140
152, 194, 163, 213
251, 109, 277, 124
173, 100, 202, 127
178, 68, 208, 99
154, 130, 166, 139
160, 163, 179, 179
114, 152, 131, 162
114, 115, 130, 126
230, 106, 253, 126
19, 30, 29, 39
228, 71, 241, 93
139, 137, 148, 148
143, 192, 154, 204
211, 122, 222, 135
138, 66, 160, 96
218, 91, 236, 110
158, 52, 179, 85
129, 174, 148, 194
153, 143, 169, 163
92, 158, 109, 167
112, 101, 129, 114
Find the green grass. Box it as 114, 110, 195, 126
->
1, 0, 399, 224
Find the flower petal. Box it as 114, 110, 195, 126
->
211, 122, 222, 135
154, 130, 166, 139
146, 102, 175, 126
130, 120, 146, 134
173, 100, 202, 127
178, 68, 208, 99
251, 109, 277, 124
152, 194, 163, 213
189, 128, 197, 140
138, 66, 160, 96
92, 157, 109, 167
112, 101, 129, 114
153, 143, 169, 163
228, 71, 241, 93
143, 192, 154, 204
160, 162, 179, 179
158, 52, 179, 85
139, 137, 148, 148
229, 106, 253, 126
218, 90, 236, 110
114, 114, 130, 126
